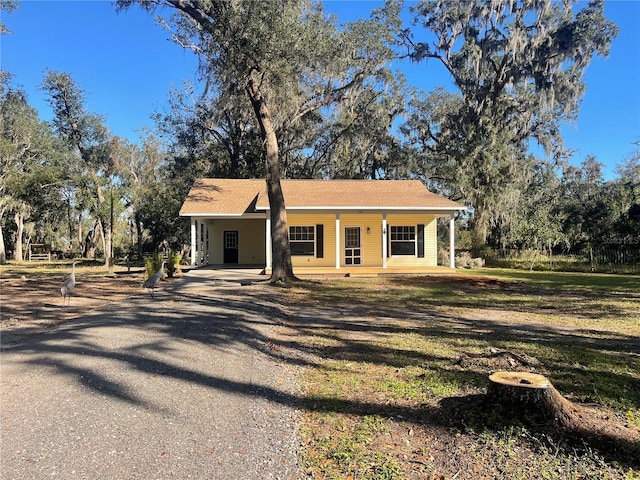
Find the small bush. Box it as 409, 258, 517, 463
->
438, 247, 450, 266
166, 249, 182, 278
144, 253, 164, 279
455, 251, 484, 269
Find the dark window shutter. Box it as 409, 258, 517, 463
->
417, 224, 425, 258
316, 224, 324, 258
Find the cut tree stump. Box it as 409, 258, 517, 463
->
487, 371, 640, 461
488, 371, 577, 428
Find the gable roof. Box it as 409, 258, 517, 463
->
179, 178, 465, 216
179, 179, 263, 216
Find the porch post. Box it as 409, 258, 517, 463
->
265, 215, 272, 272
335, 213, 341, 269
382, 213, 387, 269
449, 215, 456, 269
205, 223, 210, 265
190, 219, 197, 267
198, 222, 203, 266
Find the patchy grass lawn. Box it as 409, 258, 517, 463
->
3, 263, 638, 478
285, 269, 640, 480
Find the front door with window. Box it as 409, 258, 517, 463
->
223, 231, 239, 264
344, 227, 361, 265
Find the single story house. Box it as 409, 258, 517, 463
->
179, 178, 466, 274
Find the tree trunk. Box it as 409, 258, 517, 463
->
0, 223, 6, 264
67, 196, 74, 253
97, 182, 111, 268
13, 211, 25, 261
84, 219, 100, 259
246, 75, 294, 281
103, 223, 112, 268
135, 212, 143, 261
471, 203, 488, 258
96, 219, 106, 260
78, 212, 83, 255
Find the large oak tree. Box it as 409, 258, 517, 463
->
394, 0, 618, 255
117, 0, 393, 280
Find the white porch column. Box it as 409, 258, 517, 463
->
265, 215, 272, 271
382, 213, 388, 269
449, 215, 456, 269
205, 223, 210, 265
335, 213, 341, 269
198, 221, 204, 266
190, 219, 197, 267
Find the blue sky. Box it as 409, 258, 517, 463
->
2, 0, 639, 179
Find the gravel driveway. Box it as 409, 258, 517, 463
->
1, 270, 302, 479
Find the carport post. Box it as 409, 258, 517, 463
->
265, 215, 272, 272
190, 219, 196, 267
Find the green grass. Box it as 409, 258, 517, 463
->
485, 253, 640, 274
482, 268, 640, 291
295, 268, 639, 333
289, 269, 640, 479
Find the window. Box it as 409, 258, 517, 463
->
390, 225, 416, 255
289, 226, 315, 256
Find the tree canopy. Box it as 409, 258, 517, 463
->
393, 0, 618, 254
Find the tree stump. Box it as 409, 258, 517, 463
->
488, 371, 577, 428
487, 371, 640, 461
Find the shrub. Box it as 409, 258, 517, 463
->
166, 249, 182, 278
145, 253, 164, 279
438, 247, 450, 266
456, 251, 484, 269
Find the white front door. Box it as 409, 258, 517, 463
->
344, 227, 361, 265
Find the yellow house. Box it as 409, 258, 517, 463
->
179, 179, 466, 274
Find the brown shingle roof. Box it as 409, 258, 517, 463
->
179, 179, 264, 216
179, 178, 465, 216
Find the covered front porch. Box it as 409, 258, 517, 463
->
188, 215, 460, 272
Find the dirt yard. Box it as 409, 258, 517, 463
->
1, 269, 150, 331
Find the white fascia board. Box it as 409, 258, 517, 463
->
179, 213, 267, 218
263, 206, 467, 213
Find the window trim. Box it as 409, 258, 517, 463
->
289, 225, 316, 257
389, 225, 417, 256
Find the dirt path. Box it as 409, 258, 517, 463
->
1, 273, 301, 479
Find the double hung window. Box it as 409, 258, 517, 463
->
390, 225, 416, 255
289, 226, 315, 256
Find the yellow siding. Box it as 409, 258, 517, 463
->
239, 220, 267, 264
287, 213, 336, 268
426, 219, 437, 265
207, 219, 266, 265
386, 214, 438, 267
209, 221, 222, 264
